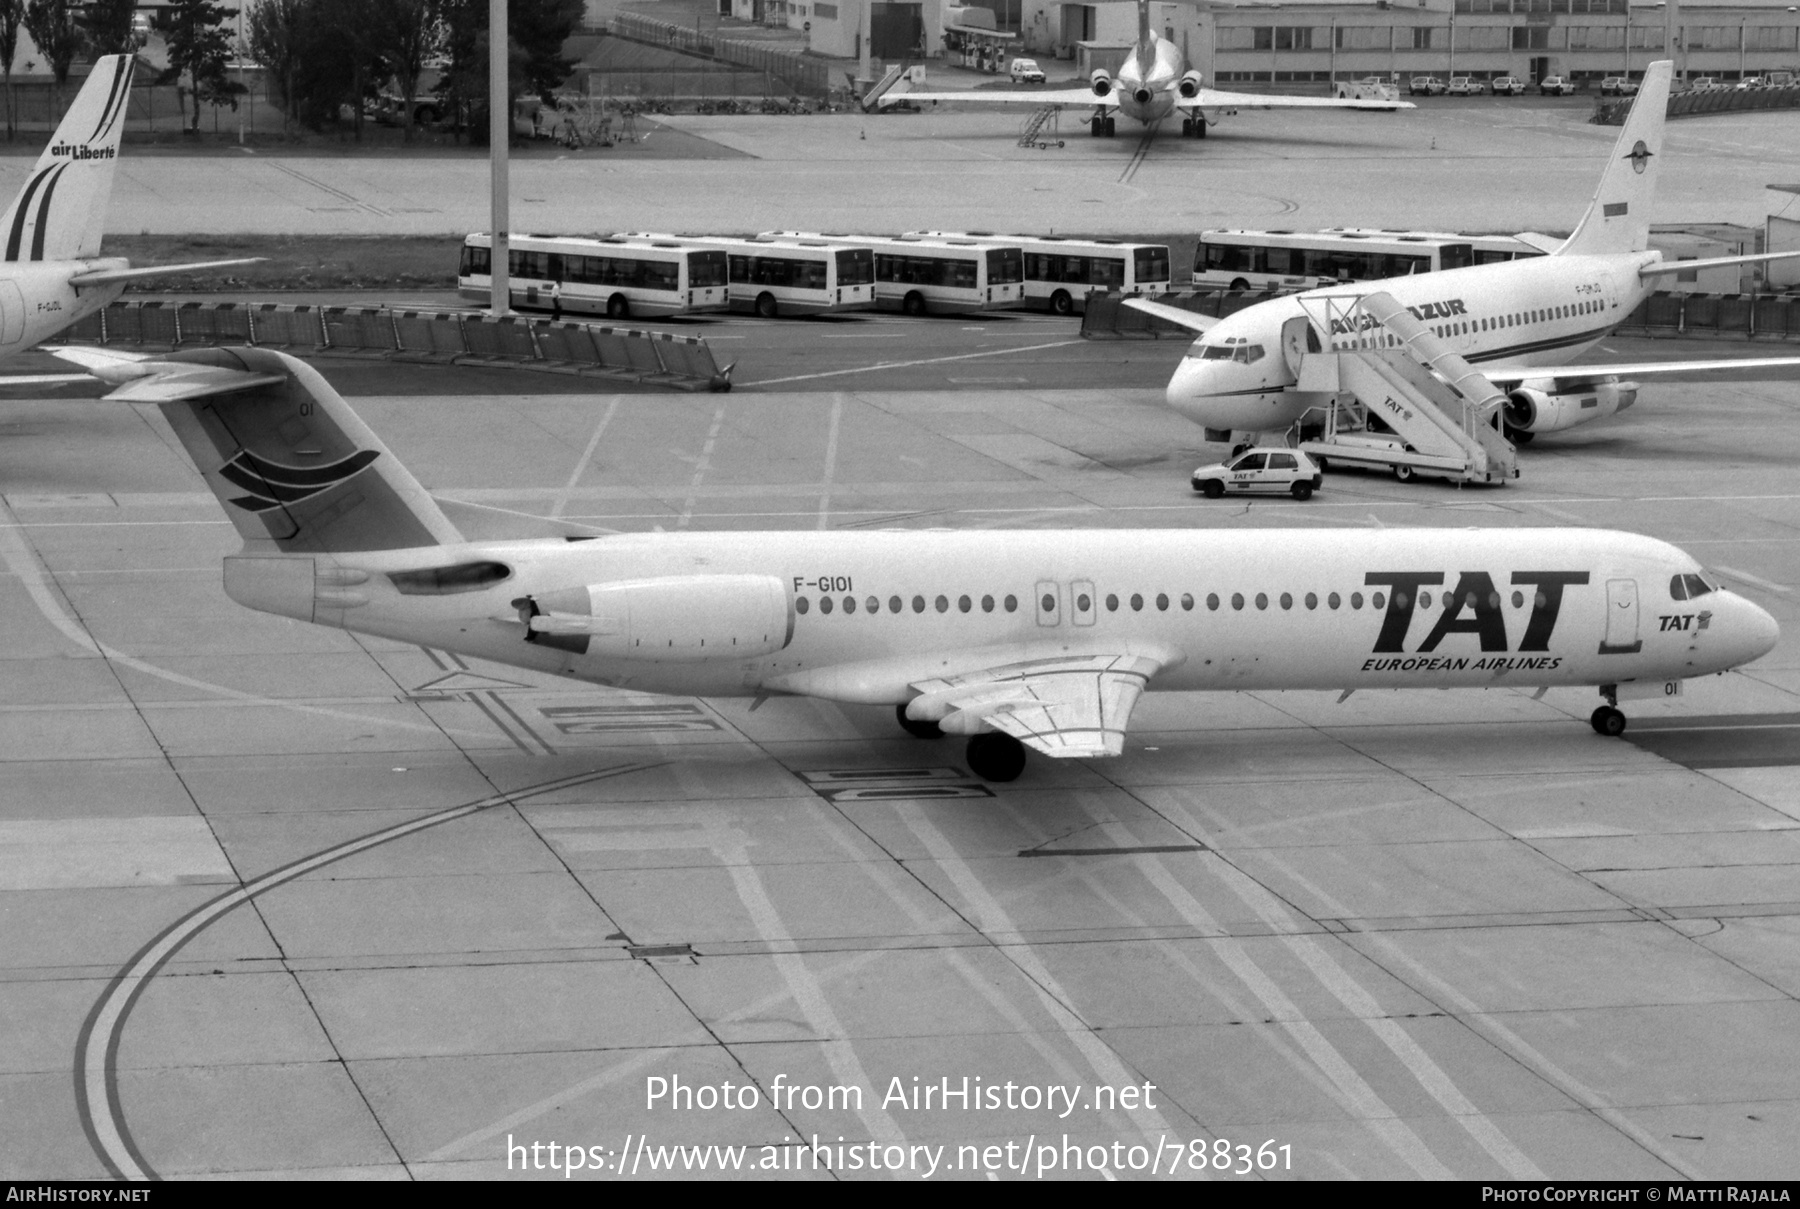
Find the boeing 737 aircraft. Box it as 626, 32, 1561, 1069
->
902, 0, 1412, 138
0, 55, 254, 365
1134, 60, 1800, 446
53, 343, 1780, 781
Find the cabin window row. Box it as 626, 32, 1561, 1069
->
792, 587, 1559, 616
1334, 297, 1607, 350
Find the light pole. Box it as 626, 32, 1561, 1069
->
489, 0, 509, 317
1448, 14, 1455, 79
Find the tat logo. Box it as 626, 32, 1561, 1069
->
1360, 571, 1590, 673
1658, 611, 1711, 632
218, 448, 380, 514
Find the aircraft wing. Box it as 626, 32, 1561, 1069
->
1120, 297, 1220, 332
1183, 88, 1415, 112
909, 650, 1176, 759
49, 346, 284, 400
1482, 356, 1800, 386
911, 87, 1115, 110
69, 258, 264, 287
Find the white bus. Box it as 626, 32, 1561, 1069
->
458, 233, 730, 319
614, 232, 876, 317
1192, 229, 1544, 292
905, 232, 1173, 314
763, 231, 1025, 315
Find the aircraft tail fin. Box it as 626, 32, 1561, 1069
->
54, 346, 463, 553
0, 55, 134, 263
1556, 60, 1671, 257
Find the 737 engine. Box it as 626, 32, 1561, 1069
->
1503, 380, 1638, 440
515, 574, 793, 662
1090, 69, 1113, 97
1178, 70, 1203, 98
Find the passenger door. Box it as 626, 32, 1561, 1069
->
1601, 578, 1642, 654
1265, 452, 1298, 491
1228, 453, 1266, 492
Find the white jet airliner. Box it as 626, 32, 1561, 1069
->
1134, 60, 1800, 446
53, 343, 1781, 782
0, 54, 254, 367
905, 0, 1412, 138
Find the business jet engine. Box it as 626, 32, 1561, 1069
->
1178, 70, 1203, 98
1502, 381, 1638, 440
1090, 69, 1113, 97
515, 574, 793, 661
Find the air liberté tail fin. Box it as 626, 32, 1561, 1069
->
0, 54, 134, 264
1556, 59, 1672, 257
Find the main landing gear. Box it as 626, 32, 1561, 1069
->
1590, 685, 1627, 737
1089, 112, 1116, 137
894, 705, 1027, 782
1180, 117, 1207, 138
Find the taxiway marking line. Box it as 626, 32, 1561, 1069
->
676, 403, 728, 529
550, 397, 622, 519
75, 764, 662, 1182
817, 394, 843, 530
740, 339, 1086, 387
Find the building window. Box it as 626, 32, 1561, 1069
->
1275, 26, 1312, 51
1252, 26, 1273, 51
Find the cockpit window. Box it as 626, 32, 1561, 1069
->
1238, 344, 1265, 364
1670, 572, 1718, 601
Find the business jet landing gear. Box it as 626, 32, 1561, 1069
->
1590, 686, 1627, 737
896, 703, 942, 739
966, 732, 1026, 782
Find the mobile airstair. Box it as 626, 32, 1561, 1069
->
1286, 291, 1519, 486
1018, 105, 1064, 148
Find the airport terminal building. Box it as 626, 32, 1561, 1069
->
773, 0, 1800, 87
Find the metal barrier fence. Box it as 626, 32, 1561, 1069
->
609, 12, 830, 96
1083, 289, 1800, 343
64, 302, 731, 391
1595, 83, 1800, 124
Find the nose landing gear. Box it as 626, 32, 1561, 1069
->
1591, 685, 1627, 736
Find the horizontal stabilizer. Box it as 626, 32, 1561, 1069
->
1120, 297, 1219, 333
1189, 88, 1414, 112
432, 496, 613, 542
68, 258, 264, 287
50, 344, 283, 399
1514, 231, 1563, 254
1639, 250, 1800, 279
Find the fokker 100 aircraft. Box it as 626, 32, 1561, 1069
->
53, 343, 1780, 782
904, 0, 1412, 138
0, 54, 254, 368
1132, 60, 1800, 446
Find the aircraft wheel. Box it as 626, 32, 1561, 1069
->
896, 702, 942, 739
1089, 117, 1104, 137
902, 291, 926, 316
1104, 117, 1116, 136
966, 732, 1026, 782
1201, 480, 1225, 499
1590, 705, 1627, 737
1394, 464, 1414, 482
1050, 289, 1073, 315
755, 292, 778, 318
1180, 118, 1193, 136
606, 294, 630, 320
1197, 118, 1207, 138
1290, 482, 1313, 500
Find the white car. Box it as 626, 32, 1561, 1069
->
1191, 448, 1322, 499
1490, 76, 1526, 96
1538, 75, 1577, 96
1009, 58, 1046, 84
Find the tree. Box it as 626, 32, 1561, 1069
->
436, 0, 579, 144
373, 0, 444, 142
246, 0, 307, 132
0, 0, 21, 140
157, 0, 244, 133
79, 0, 138, 58
22, 0, 81, 102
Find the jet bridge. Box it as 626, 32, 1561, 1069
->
1284, 291, 1519, 486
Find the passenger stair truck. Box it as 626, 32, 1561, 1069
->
1287, 291, 1519, 485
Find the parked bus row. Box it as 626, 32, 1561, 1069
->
457, 231, 1174, 320
456, 227, 1546, 321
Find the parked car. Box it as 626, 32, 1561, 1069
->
1490, 76, 1526, 96
1769, 71, 1797, 87
1538, 75, 1577, 96
1446, 76, 1483, 96
1408, 75, 1446, 96
1689, 76, 1723, 90
1191, 448, 1323, 500
1599, 76, 1638, 96
1009, 57, 1046, 84
1737, 76, 1769, 89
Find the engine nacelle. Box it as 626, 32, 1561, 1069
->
1090, 69, 1112, 97
518, 574, 793, 662
1503, 381, 1638, 435
1178, 70, 1203, 99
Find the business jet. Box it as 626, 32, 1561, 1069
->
50, 343, 1779, 782
899, 0, 1412, 138
0, 54, 255, 367
1135, 60, 1800, 448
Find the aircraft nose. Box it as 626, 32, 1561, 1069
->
1738, 596, 1781, 664
1165, 361, 1206, 418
